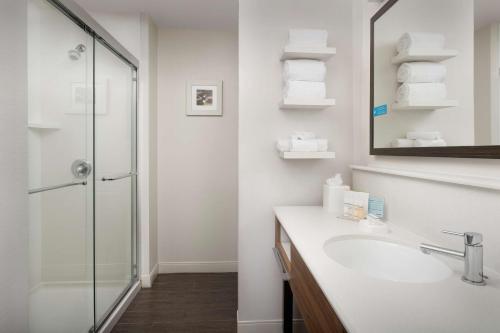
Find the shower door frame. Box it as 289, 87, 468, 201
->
43, 0, 139, 331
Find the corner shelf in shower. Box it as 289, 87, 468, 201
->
280, 98, 336, 110
28, 122, 61, 130
280, 46, 336, 61
391, 49, 458, 64
279, 151, 336, 160
392, 100, 459, 110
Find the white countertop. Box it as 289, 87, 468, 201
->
274, 206, 500, 333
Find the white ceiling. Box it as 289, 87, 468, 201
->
75, 0, 238, 30
475, 0, 500, 30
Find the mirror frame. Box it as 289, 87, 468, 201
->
370, 0, 500, 159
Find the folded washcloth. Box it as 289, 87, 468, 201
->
397, 62, 446, 83
283, 80, 326, 99
291, 131, 316, 140
407, 131, 442, 140
283, 60, 326, 82
391, 138, 415, 148
396, 32, 445, 53
290, 139, 328, 152
396, 83, 447, 103
414, 139, 447, 147
288, 29, 328, 48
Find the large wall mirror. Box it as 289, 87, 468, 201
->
371, 0, 500, 158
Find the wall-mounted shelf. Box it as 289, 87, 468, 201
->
392, 100, 458, 110
279, 151, 336, 160
392, 49, 458, 64
28, 122, 61, 130
280, 98, 336, 110
280, 46, 336, 61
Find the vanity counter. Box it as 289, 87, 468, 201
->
274, 206, 500, 333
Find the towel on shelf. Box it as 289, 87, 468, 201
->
406, 131, 442, 140
290, 139, 328, 152
284, 80, 326, 99
283, 60, 326, 82
291, 131, 316, 140
397, 62, 446, 83
288, 29, 328, 48
391, 138, 415, 148
396, 83, 447, 103
414, 139, 447, 147
396, 32, 445, 53
276, 139, 291, 152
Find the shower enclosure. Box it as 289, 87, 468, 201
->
27, 0, 138, 331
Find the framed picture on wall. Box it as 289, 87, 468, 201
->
186, 80, 223, 116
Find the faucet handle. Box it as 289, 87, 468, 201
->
442, 230, 483, 245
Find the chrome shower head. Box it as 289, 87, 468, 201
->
69, 44, 86, 60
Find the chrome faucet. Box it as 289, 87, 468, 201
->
420, 230, 486, 286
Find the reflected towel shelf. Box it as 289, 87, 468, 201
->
280, 98, 336, 110
28, 122, 61, 130
392, 100, 458, 110
279, 151, 336, 160
392, 49, 458, 64
281, 46, 336, 61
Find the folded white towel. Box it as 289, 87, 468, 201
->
291, 131, 316, 140
391, 138, 415, 148
291, 139, 328, 152
284, 81, 326, 99
283, 60, 326, 82
288, 29, 328, 48
276, 139, 291, 152
414, 139, 447, 147
397, 62, 446, 83
397, 32, 445, 53
407, 131, 442, 140
396, 83, 447, 103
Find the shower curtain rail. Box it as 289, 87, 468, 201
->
28, 180, 87, 194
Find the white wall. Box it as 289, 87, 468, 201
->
352, 0, 500, 278
238, 0, 353, 331
0, 0, 29, 331
156, 28, 238, 273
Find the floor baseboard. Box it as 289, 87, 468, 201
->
159, 261, 238, 273
140, 263, 159, 288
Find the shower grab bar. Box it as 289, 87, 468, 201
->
28, 181, 87, 195
101, 172, 136, 182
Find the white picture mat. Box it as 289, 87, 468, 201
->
186, 80, 223, 116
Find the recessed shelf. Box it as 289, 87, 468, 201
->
28, 122, 61, 130
392, 100, 458, 110
280, 46, 336, 61
279, 151, 336, 160
392, 49, 458, 64
280, 98, 336, 110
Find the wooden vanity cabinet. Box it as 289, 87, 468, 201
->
275, 219, 347, 333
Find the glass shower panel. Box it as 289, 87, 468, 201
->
94, 40, 137, 326
28, 0, 94, 332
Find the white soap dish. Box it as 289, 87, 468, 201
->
359, 217, 390, 234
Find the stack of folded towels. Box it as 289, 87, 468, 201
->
283, 29, 328, 100
395, 32, 449, 105
391, 131, 447, 148
277, 131, 328, 152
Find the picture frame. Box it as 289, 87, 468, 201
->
186, 80, 223, 116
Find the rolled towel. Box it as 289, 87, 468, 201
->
291, 131, 316, 140
407, 131, 442, 140
288, 29, 328, 48
290, 139, 328, 152
397, 32, 445, 53
283, 60, 326, 82
391, 138, 415, 148
397, 62, 446, 83
284, 80, 326, 99
414, 139, 447, 147
396, 83, 447, 103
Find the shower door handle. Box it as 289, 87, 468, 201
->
28, 181, 87, 195
101, 172, 136, 182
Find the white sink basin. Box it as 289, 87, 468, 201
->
323, 236, 452, 283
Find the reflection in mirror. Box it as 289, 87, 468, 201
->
372, 0, 500, 149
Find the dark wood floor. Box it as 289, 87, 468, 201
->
112, 273, 237, 333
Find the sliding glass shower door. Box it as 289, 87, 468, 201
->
27, 0, 138, 332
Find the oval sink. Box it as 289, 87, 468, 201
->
323, 236, 452, 283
